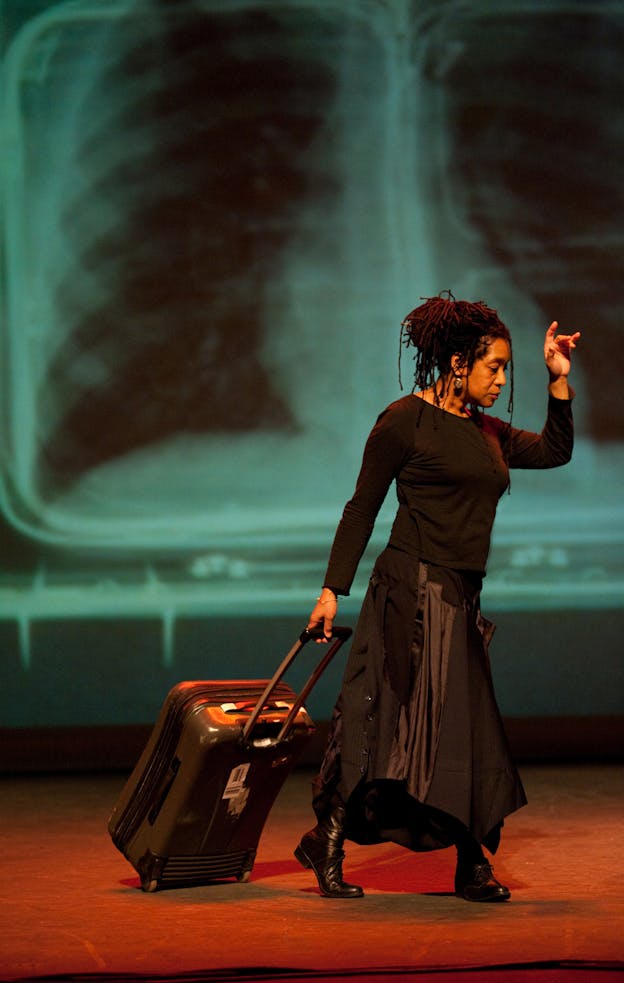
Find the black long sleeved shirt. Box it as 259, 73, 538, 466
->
324, 393, 574, 594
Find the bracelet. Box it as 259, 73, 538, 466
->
316, 595, 336, 605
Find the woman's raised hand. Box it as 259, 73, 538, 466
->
544, 321, 581, 379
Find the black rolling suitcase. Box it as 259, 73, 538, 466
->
108, 625, 351, 892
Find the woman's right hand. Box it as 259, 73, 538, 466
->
307, 588, 338, 641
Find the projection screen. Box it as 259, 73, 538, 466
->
1, 0, 622, 732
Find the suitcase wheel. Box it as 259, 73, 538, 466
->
237, 870, 251, 883
137, 851, 164, 893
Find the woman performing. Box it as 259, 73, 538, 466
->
295, 293, 580, 902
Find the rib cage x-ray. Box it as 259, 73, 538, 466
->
1, 0, 622, 726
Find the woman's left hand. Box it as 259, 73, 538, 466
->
544, 321, 581, 379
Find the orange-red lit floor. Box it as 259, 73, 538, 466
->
1, 764, 623, 982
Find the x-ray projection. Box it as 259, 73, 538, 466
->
1, 0, 623, 730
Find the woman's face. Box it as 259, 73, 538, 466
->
465, 337, 511, 408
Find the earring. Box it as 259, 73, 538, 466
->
454, 374, 463, 393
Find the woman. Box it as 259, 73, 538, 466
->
294, 294, 580, 902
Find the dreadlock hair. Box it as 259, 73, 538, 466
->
399, 292, 514, 419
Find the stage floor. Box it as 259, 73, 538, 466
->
1, 763, 623, 982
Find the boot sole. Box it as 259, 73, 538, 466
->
455, 889, 511, 902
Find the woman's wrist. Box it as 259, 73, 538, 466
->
548, 375, 571, 399
317, 587, 337, 604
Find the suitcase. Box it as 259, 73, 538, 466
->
108, 625, 351, 891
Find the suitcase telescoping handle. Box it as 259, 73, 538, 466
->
241, 625, 352, 746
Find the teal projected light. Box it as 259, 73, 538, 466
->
0, 1, 403, 552
0, 1, 408, 678
0, 1, 623, 725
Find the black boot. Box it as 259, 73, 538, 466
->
294, 801, 364, 899
454, 860, 511, 902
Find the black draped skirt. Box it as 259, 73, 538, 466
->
312, 547, 527, 853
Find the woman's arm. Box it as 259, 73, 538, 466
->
307, 400, 411, 638
507, 321, 581, 469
